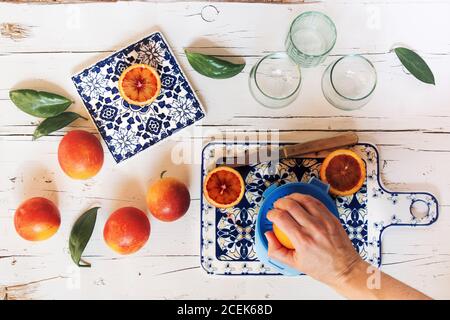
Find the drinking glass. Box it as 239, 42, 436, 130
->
286, 11, 337, 68
249, 52, 302, 109
321, 54, 377, 111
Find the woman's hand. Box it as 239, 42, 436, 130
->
265, 193, 362, 287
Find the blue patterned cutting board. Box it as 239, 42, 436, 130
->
72, 31, 205, 163
200, 142, 439, 275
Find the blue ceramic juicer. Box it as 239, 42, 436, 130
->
255, 177, 339, 276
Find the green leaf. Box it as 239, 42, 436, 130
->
185, 50, 245, 79
9, 89, 73, 118
33, 112, 87, 140
69, 207, 99, 268
394, 47, 435, 85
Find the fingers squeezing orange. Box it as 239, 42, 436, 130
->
273, 223, 295, 249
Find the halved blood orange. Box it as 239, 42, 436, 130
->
118, 64, 161, 106
203, 166, 245, 208
320, 149, 366, 196
273, 223, 295, 249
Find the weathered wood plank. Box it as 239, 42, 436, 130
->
1, 0, 450, 299
5, 0, 306, 3
0, 23, 30, 41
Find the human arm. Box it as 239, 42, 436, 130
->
265, 193, 431, 300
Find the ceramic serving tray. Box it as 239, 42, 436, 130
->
72, 31, 205, 163
200, 142, 439, 275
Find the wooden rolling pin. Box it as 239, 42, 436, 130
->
220, 132, 359, 167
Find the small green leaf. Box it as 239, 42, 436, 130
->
185, 50, 245, 79
9, 89, 73, 118
69, 207, 99, 268
394, 47, 435, 85
33, 112, 87, 140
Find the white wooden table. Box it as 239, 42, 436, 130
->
1, 0, 450, 300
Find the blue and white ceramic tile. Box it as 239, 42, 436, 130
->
72, 31, 205, 163
200, 143, 439, 275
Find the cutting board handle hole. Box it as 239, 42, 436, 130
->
410, 200, 430, 220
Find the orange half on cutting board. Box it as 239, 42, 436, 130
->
203, 166, 245, 208
320, 149, 366, 196
118, 64, 161, 106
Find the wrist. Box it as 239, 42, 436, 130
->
330, 258, 381, 299
331, 258, 368, 291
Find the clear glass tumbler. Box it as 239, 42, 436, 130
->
321, 54, 377, 111
286, 11, 337, 68
249, 52, 302, 109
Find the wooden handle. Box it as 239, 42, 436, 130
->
219, 132, 358, 167
281, 132, 359, 158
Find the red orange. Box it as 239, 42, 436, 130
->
58, 130, 104, 180
320, 149, 366, 196
203, 166, 245, 208
14, 197, 61, 241
273, 223, 295, 250
103, 207, 150, 255
118, 64, 161, 106
147, 175, 190, 222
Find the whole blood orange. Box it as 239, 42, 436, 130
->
103, 207, 150, 255
58, 130, 104, 180
118, 64, 161, 106
203, 166, 245, 208
14, 197, 61, 241
147, 174, 191, 222
320, 149, 366, 196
